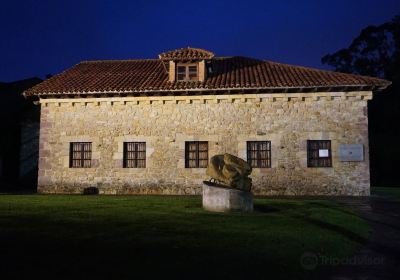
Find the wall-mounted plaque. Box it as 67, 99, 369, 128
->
339, 144, 364, 161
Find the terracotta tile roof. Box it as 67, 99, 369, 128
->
158, 47, 215, 60
24, 56, 391, 97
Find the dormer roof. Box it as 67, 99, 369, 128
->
158, 47, 215, 60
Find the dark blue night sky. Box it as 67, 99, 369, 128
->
1, 0, 399, 82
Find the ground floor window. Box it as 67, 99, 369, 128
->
70, 142, 92, 168
185, 141, 208, 168
247, 141, 271, 168
123, 142, 146, 168
65, 139, 335, 169
307, 140, 332, 167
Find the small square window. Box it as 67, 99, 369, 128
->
123, 142, 146, 168
70, 142, 92, 168
247, 141, 271, 168
307, 140, 332, 167
176, 64, 198, 81
185, 141, 208, 168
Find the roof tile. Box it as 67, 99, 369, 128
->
24, 56, 391, 97
159, 47, 215, 60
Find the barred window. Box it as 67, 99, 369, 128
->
307, 140, 332, 167
247, 141, 271, 168
185, 141, 208, 168
70, 142, 92, 168
123, 142, 146, 168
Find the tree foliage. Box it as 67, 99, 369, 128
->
322, 16, 400, 187
322, 16, 400, 80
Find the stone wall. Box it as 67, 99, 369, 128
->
37, 92, 372, 195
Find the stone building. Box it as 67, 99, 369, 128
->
24, 47, 390, 195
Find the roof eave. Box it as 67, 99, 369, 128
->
24, 84, 386, 98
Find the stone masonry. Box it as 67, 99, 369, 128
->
37, 91, 371, 196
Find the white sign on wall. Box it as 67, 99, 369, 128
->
319, 149, 329, 157
339, 144, 364, 161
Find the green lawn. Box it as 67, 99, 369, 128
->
0, 195, 369, 280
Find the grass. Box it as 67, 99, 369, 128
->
0, 195, 370, 280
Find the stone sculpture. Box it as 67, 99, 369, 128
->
205, 153, 252, 192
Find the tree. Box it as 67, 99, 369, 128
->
322, 15, 400, 80
322, 16, 400, 187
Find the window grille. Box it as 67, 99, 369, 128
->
70, 142, 92, 168
247, 141, 271, 168
185, 141, 208, 168
123, 142, 146, 168
307, 140, 332, 167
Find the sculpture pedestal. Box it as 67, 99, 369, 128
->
202, 185, 253, 212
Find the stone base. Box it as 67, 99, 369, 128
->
202, 185, 253, 212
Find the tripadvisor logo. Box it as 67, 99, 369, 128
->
300, 252, 318, 270
300, 251, 385, 270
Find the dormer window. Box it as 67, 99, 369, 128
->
177, 64, 198, 81
159, 47, 215, 82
